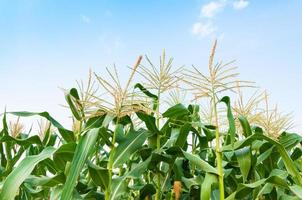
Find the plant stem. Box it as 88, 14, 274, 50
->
105, 189, 110, 200
106, 119, 119, 200
212, 94, 224, 200
75, 119, 83, 142
105, 57, 142, 199
208, 42, 224, 198
192, 133, 196, 174
4, 142, 12, 172
155, 90, 161, 200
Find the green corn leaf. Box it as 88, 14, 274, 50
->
148, 152, 174, 169
115, 124, 126, 143
235, 146, 251, 183
201, 173, 218, 200
136, 111, 160, 134
166, 146, 218, 174
134, 83, 158, 111
112, 128, 150, 168
202, 126, 216, 141
291, 147, 302, 161
42, 124, 52, 146
53, 142, 76, 170
0, 135, 42, 147
8, 111, 75, 142
220, 96, 236, 146
181, 176, 203, 190
88, 161, 109, 190
182, 151, 218, 175
236, 169, 298, 199
84, 114, 107, 130
2, 111, 8, 135
256, 146, 274, 165
175, 123, 192, 148
9, 111, 63, 129
49, 186, 62, 200
134, 83, 158, 100
238, 115, 252, 137
139, 184, 156, 200
25, 173, 65, 187
110, 157, 152, 199
110, 176, 128, 199
162, 128, 179, 148
0, 147, 56, 200
173, 158, 185, 180
99, 127, 113, 147
223, 131, 302, 186
279, 132, 302, 150
289, 185, 302, 199
57, 128, 75, 143
61, 128, 99, 200
225, 192, 236, 200
65, 88, 83, 120
162, 103, 189, 118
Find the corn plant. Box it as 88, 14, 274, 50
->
1, 41, 302, 200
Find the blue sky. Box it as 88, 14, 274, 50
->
1, 0, 302, 130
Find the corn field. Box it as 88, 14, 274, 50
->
1, 41, 302, 200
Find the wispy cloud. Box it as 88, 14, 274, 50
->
192, 21, 217, 38
80, 14, 91, 23
233, 0, 249, 10
192, 0, 250, 39
201, 1, 226, 18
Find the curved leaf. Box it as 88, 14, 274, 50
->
134, 83, 158, 112
113, 128, 150, 167
53, 143, 76, 170
238, 115, 252, 137
61, 128, 99, 200
182, 151, 218, 175
201, 173, 218, 200
0, 135, 42, 147
0, 147, 56, 200
88, 162, 109, 190
8, 111, 75, 142
223, 132, 302, 186
136, 111, 160, 134
220, 96, 235, 146
235, 146, 251, 183
175, 123, 192, 148
65, 88, 83, 120
111, 157, 152, 199
162, 103, 189, 118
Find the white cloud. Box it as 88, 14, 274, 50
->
192, 21, 217, 38
80, 15, 91, 23
192, 0, 249, 39
233, 0, 249, 10
201, 1, 226, 18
